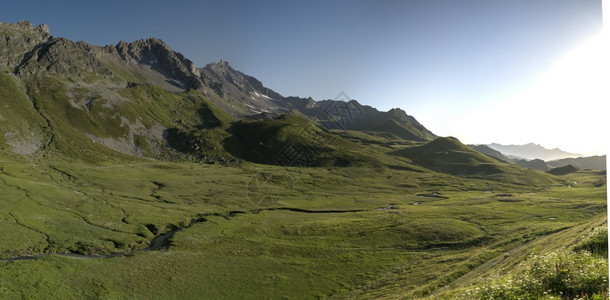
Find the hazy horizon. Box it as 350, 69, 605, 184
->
1, 0, 607, 156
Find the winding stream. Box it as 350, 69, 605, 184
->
1, 207, 370, 262
1, 217, 207, 262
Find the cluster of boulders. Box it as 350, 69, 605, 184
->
200, 155, 241, 166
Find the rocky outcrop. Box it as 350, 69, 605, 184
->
105, 38, 204, 90
15, 38, 113, 78
1, 22, 113, 79
0, 21, 53, 70
199, 60, 285, 115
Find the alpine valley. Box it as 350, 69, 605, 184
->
0, 21, 607, 299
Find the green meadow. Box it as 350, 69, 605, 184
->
0, 152, 606, 299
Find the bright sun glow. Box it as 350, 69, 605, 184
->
453, 32, 609, 156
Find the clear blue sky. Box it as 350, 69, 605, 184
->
1, 0, 606, 155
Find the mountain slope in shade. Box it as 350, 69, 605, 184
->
514, 158, 550, 171
548, 164, 580, 175
392, 137, 509, 176
488, 143, 581, 161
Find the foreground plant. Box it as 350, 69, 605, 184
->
459, 228, 609, 299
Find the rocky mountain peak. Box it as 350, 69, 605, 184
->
1, 21, 54, 67
204, 59, 235, 75
36, 23, 50, 34
198, 60, 284, 115
388, 107, 407, 117
109, 37, 203, 89
387, 107, 423, 126
10, 20, 52, 39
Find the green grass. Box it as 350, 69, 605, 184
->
0, 72, 50, 151
0, 151, 605, 298
227, 114, 383, 167
451, 221, 608, 300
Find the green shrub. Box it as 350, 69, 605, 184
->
460, 250, 608, 299
574, 227, 608, 258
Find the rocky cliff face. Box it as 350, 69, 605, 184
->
278, 96, 435, 140
198, 60, 285, 115
1, 21, 113, 79
0, 21, 52, 69
107, 38, 204, 89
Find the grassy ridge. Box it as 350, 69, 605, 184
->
227, 114, 382, 167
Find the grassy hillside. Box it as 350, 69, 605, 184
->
549, 164, 580, 175
391, 137, 558, 186
0, 68, 241, 162
0, 72, 51, 154
227, 114, 382, 167
372, 118, 436, 141
392, 137, 507, 174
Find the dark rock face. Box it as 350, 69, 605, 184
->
201, 60, 282, 99
196, 60, 287, 116
1, 22, 113, 79
110, 38, 204, 89
15, 38, 112, 78
278, 96, 435, 141
0, 21, 53, 69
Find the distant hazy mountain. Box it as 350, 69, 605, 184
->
547, 155, 606, 171
472, 142, 605, 171
469, 145, 511, 162
488, 143, 581, 161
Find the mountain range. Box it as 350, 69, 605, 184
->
470, 144, 606, 171
487, 142, 581, 161
0, 21, 437, 163
0, 21, 604, 175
